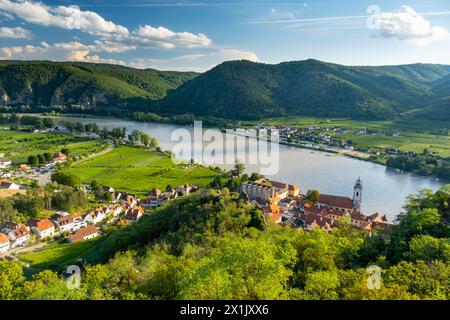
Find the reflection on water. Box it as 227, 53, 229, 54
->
53, 116, 445, 221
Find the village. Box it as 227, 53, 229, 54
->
0, 121, 393, 259
231, 123, 422, 162
0, 182, 198, 256
240, 177, 392, 234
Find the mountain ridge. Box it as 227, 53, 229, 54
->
1, 59, 450, 120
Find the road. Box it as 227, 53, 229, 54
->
0, 241, 50, 260
75, 143, 115, 164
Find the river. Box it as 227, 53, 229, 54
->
51, 116, 445, 221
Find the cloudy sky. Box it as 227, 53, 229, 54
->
1, 0, 450, 71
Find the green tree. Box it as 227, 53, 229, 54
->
149, 137, 159, 150
407, 235, 450, 263
0, 260, 25, 300
43, 152, 53, 162
233, 160, 245, 178
37, 154, 45, 165
140, 132, 150, 147
61, 147, 71, 156
51, 170, 81, 187
306, 189, 320, 204
28, 155, 38, 166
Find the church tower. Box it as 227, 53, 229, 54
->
353, 177, 363, 209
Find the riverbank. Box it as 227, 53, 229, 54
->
44, 113, 449, 184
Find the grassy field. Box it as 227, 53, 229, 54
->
0, 129, 106, 164
244, 116, 450, 158
67, 146, 219, 195
18, 240, 99, 273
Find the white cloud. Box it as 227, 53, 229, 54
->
128, 25, 211, 49
373, 6, 450, 45
0, 41, 125, 65
0, 0, 128, 36
0, 26, 31, 39
130, 49, 260, 72
0, 0, 212, 50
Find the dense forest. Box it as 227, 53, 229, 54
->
1, 185, 449, 300
1, 60, 450, 120
387, 151, 450, 180
0, 61, 197, 113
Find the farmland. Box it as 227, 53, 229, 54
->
245, 116, 450, 158
0, 129, 106, 164
67, 146, 220, 195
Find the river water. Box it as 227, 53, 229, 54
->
52, 116, 445, 221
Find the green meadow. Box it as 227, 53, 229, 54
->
0, 129, 106, 164
67, 146, 220, 195
18, 240, 99, 273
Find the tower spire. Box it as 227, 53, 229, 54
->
353, 177, 363, 209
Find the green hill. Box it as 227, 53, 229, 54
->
158, 59, 450, 120
1, 59, 450, 120
0, 60, 198, 110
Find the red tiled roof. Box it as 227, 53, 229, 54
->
318, 194, 353, 209
125, 206, 144, 221
69, 225, 98, 243
12, 224, 29, 239
26, 219, 54, 231
0, 232, 9, 244
350, 209, 369, 221
264, 204, 280, 215
36, 219, 54, 231
53, 152, 66, 158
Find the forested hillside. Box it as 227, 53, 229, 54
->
1, 59, 450, 120
158, 60, 450, 120
1, 185, 449, 300
0, 61, 197, 111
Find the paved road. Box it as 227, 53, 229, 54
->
75, 143, 115, 164
0, 241, 50, 260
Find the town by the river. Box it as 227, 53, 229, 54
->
50, 116, 444, 221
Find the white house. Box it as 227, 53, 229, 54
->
68, 225, 99, 243
51, 212, 86, 233
1, 223, 30, 248
84, 207, 109, 224
125, 195, 138, 208
125, 206, 144, 223
111, 204, 124, 217
0, 158, 11, 169
0, 233, 10, 253
0, 181, 20, 190
26, 219, 55, 239
0, 172, 12, 179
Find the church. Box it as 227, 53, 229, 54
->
317, 177, 363, 213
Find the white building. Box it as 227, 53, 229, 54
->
1, 223, 30, 248
0, 181, 20, 190
84, 207, 109, 224
51, 212, 86, 233
0, 158, 11, 169
0, 233, 10, 253
68, 225, 99, 243
240, 179, 300, 202
26, 219, 55, 239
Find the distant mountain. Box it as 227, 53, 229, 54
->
157, 59, 450, 120
1, 59, 450, 120
0, 61, 198, 109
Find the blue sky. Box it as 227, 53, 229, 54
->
1, 0, 450, 71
